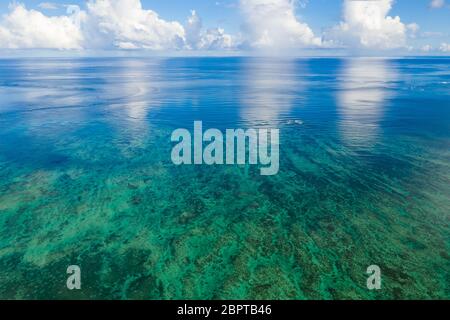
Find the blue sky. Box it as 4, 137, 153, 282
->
0, 0, 449, 55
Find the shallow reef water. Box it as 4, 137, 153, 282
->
0, 57, 449, 299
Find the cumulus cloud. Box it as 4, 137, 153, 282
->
0, 3, 85, 49
84, 0, 185, 50
239, 0, 321, 50
327, 0, 412, 50
185, 10, 234, 50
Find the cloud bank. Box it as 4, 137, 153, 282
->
0, 0, 234, 51
0, 0, 446, 54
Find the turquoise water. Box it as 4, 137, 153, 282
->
0, 57, 449, 299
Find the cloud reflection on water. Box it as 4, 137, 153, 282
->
103, 59, 162, 152
337, 58, 398, 148
13, 59, 90, 138
240, 58, 306, 127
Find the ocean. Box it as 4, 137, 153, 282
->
0, 57, 448, 299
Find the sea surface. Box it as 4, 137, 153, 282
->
0, 57, 448, 299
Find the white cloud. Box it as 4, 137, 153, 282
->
239, 0, 321, 50
85, 0, 185, 50
430, 0, 446, 9
407, 23, 420, 37
327, 0, 412, 50
0, 3, 85, 49
198, 28, 234, 50
0, 0, 443, 54
185, 10, 234, 50
0, 0, 236, 51
440, 43, 450, 52
185, 10, 203, 49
